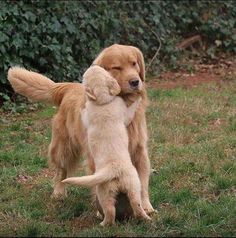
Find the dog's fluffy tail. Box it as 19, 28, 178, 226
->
62, 166, 115, 187
7, 66, 77, 106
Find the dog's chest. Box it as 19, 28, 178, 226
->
127, 106, 147, 162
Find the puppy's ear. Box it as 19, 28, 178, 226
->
109, 80, 121, 96
85, 87, 96, 100
132, 46, 145, 81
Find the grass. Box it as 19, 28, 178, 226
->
0, 79, 236, 237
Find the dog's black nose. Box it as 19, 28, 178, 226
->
129, 79, 139, 88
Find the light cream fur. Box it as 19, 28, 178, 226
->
7, 44, 155, 214
63, 66, 150, 226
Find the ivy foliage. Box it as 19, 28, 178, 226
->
0, 0, 235, 94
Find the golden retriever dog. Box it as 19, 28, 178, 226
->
7, 44, 155, 215
63, 65, 150, 226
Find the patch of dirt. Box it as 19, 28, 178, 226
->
32, 118, 52, 132
15, 174, 33, 184
147, 57, 236, 90
34, 168, 56, 179
70, 215, 95, 230
17, 165, 87, 190
16, 168, 55, 189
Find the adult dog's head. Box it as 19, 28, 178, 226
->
93, 44, 145, 96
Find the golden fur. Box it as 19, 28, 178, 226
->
63, 66, 150, 226
7, 44, 154, 214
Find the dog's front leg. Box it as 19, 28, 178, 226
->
135, 144, 155, 214
124, 97, 141, 126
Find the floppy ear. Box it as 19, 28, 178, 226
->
92, 51, 106, 69
132, 46, 145, 81
85, 87, 96, 100
109, 80, 121, 96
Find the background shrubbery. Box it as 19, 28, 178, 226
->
0, 0, 235, 96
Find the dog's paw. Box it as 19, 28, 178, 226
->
99, 221, 106, 227
99, 219, 115, 227
143, 213, 152, 221
144, 207, 158, 215
50, 190, 67, 200
99, 220, 111, 227
96, 211, 103, 220
142, 201, 157, 215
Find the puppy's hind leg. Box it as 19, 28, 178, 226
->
97, 185, 116, 226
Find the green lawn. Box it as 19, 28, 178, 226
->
0, 79, 235, 237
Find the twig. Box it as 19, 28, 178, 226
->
177, 35, 202, 49
143, 21, 162, 74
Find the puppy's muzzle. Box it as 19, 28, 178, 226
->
129, 78, 140, 89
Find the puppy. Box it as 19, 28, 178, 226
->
62, 66, 151, 226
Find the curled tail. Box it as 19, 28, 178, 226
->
62, 166, 115, 187
7, 66, 81, 106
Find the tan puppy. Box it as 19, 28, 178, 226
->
62, 66, 151, 226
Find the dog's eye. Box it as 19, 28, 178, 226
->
132, 62, 137, 66
112, 66, 122, 71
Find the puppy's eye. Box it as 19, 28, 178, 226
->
112, 66, 122, 71
132, 62, 137, 66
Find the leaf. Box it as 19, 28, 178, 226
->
23, 11, 36, 22
215, 40, 222, 47
0, 32, 9, 43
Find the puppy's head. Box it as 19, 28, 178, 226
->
82, 65, 121, 105
93, 44, 145, 95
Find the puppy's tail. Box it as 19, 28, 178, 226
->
7, 66, 77, 106
62, 167, 115, 187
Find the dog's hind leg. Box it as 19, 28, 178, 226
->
50, 144, 82, 199
50, 145, 81, 199
49, 117, 81, 199
52, 167, 67, 198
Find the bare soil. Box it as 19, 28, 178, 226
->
147, 57, 236, 89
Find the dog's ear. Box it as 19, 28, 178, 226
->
92, 51, 106, 69
85, 87, 96, 100
109, 80, 121, 96
132, 47, 145, 81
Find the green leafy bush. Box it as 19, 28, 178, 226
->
0, 0, 235, 97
